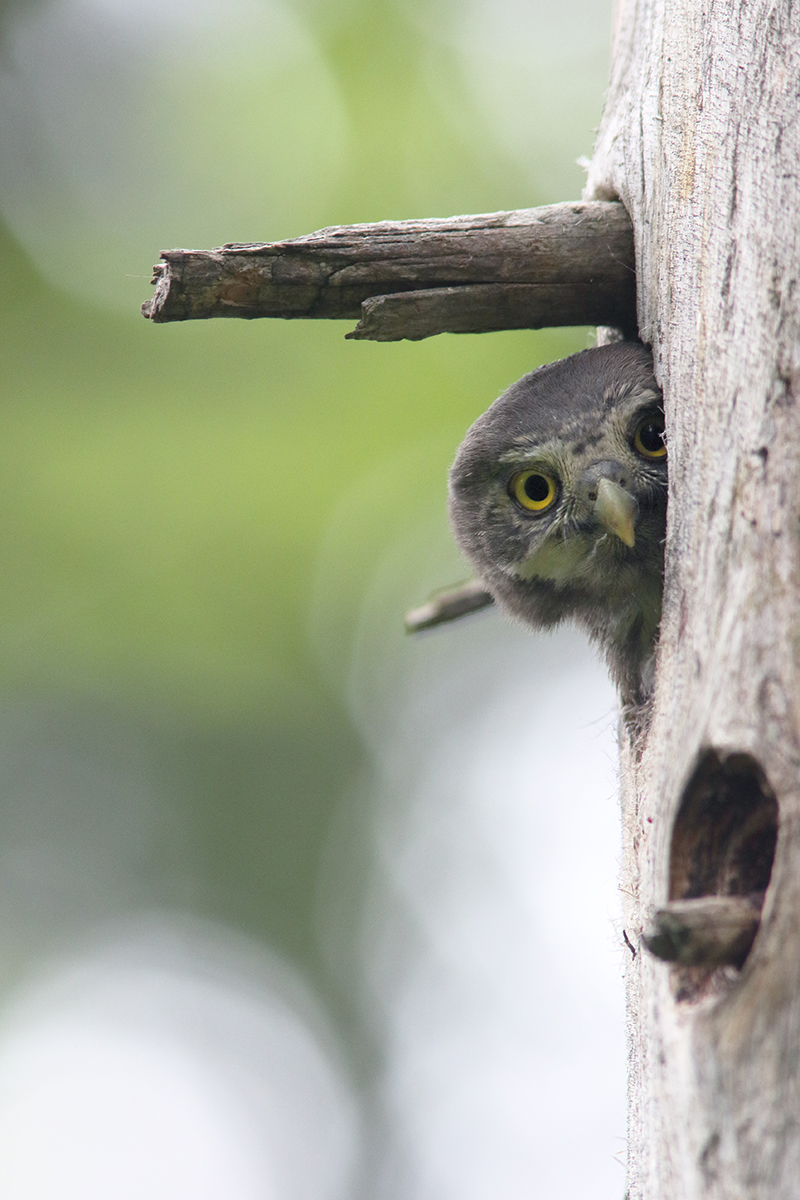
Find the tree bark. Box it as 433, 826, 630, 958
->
141, 203, 636, 338
586, 1, 800, 1196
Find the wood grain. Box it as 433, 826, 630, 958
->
587, 0, 800, 1194
142, 202, 636, 340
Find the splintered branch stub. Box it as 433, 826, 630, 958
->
141, 201, 636, 342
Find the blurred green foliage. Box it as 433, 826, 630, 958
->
0, 223, 582, 717
0, 0, 602, 1020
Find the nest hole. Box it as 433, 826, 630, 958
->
670, 750, 777, 902
668, 749, 777, 998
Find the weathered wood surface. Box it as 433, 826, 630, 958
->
348, 282, 625, 341
586, 0, 800, 1195
643, 896, 762, 969
142, 202, 636, 340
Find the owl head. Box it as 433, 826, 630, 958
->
448, 342, 667, 700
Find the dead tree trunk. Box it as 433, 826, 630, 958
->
586, 1, 800, 1196
142, 4, 800, 1188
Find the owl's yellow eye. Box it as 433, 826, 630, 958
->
509, 470, 558, 512
634, 413, 667, 459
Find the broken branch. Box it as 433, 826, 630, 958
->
404, 579, 494, 634
642, 895, 764, 968
142, 201, 635, 341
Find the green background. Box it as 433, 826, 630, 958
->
0, 0, 609, 1061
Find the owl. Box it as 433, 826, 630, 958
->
448, 342, 667, 703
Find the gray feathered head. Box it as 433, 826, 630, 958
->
448, 343, 667, 700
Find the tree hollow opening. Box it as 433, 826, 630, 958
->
666, 750, 777, 997
670, 750, 777, 903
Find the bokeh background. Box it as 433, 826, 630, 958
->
0, 1, 626, 1197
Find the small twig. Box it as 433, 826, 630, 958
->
404, 580, 494, 633
642, 894, 764, 968
142, 201, 636, 341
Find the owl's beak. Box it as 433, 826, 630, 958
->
593, 477, 637, 547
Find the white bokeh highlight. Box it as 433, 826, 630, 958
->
334, 517, 627, 1200
0, 919, 361, 1200
432, 0, 613, 200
